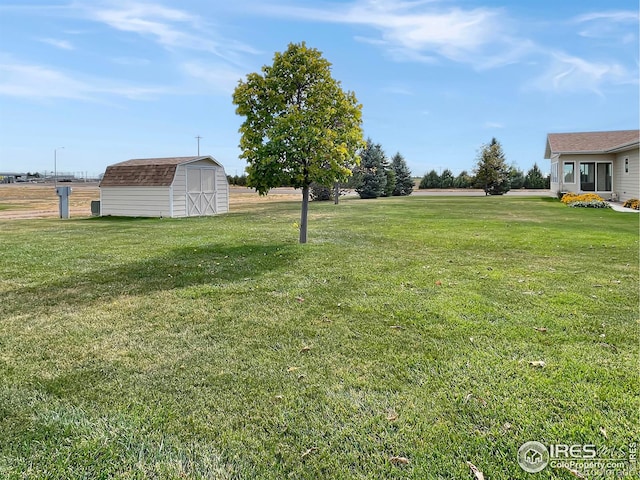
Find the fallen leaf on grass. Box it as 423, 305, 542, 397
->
528, 360, 546, 368
599, 426, 608, 438
386, 410, 398, 422
287, 366, 299, 372
466, 461, 485, 480
389, 456, 410, 465
301, 447, 318, 459
389, 325, 403, 330
563, 467, 586, 478
533, 327, 548, 332
502, 422, 512, 431
300, 346, 311, 353
274, 395, 284, 401
597, 342, 618, 353
435, 280, 442, 286
295, 297, 305, 303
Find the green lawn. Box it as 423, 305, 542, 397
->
0, 196, 637, 479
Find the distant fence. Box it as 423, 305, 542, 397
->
0, 172, 103, 184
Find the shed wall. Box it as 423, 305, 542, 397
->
100, 186, 172, 217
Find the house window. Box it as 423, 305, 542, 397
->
625, 157, 629, 174
597, 163, 612, 191
580, 163, 595, 191
563, 162, 574, 183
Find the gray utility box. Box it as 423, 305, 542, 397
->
56, 186, 72, 219
91, 200, 100, 216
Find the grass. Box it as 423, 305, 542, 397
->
0, 196, 637, 479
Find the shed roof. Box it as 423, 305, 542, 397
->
544, 130, 639, 158
100, 156, 221, 187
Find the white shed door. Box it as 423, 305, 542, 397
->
187, 167, 217, 216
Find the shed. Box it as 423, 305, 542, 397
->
99, 156, 229, 217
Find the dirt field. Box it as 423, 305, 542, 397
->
0, 183, 556, 220
0, 183, 303, 220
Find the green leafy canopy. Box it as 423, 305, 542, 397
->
232, 42, 365, 195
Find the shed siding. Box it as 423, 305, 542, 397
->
172, 165, 187, 218
215, 169, 229, 213
101, 187, 172, 217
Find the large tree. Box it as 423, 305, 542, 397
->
474, 138, 511, 195
391, 153, 413, 196
233, 42, 364, 243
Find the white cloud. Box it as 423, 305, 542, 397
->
252, 0, 533, 68
181, 62, 245, 94
39, 38, 75, 50
526, 52, 637, 95
82, 1, 258, 64
0, 61, 167, 101
572, 10, 639, 42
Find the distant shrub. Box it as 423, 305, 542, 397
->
561, 192, 604, 204
623, 198, 639, 210
310, 182, 332, 201
568, 201, 611, 209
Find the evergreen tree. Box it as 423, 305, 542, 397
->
440, 168, 455, 188
419, 170, 441, 189
454, 170, 474, 188
382, 168, 396, 197
508, 164, 525, 189
391, 152, 413, 196
474, 138, 511, 195
524, 163, 546, 189
354, 139, 387, 199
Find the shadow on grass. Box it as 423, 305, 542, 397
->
7, 242, 299, 311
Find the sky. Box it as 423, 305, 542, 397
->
0, 0, 638, 179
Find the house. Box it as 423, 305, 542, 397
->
545, 130, 639, 202
99, 156, 229, 217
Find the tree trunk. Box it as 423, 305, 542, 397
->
299, 185, 309, 244
333, 182, 340, 205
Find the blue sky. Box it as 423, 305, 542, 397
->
0, 0, 637, 178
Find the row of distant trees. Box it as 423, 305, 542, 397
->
308, 138, 414, 201
420, 164, 549, 190
420, 138, 549, 194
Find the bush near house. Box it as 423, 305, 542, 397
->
568, 201, 611, 209
623, 198, 639, 210
560, 192, 605, 204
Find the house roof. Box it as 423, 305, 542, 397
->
545, 130, 640, 158
100, 156, 221, 187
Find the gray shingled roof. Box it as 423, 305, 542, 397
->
545, 130, 639, 158
100, 156, 218, 187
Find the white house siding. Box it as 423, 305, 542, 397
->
613, 149, 639, 202
552, 153, 623, 199
100, 187, 172, 217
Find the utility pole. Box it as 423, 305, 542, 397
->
54, 146, 64, 186
195, 135, 202, 156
